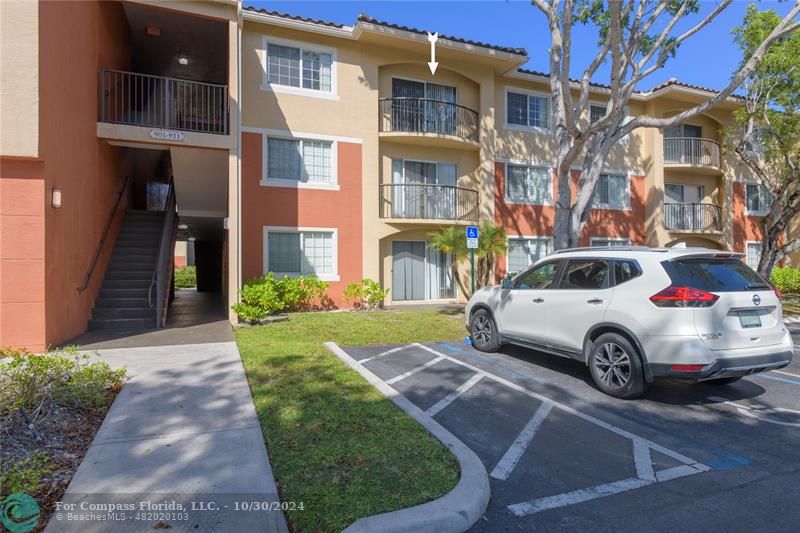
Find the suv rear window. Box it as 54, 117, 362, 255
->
661, 258, 769, 292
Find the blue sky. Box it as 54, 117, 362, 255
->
247, 0, 793, 91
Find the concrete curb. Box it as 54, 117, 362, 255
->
324, 342, 490, 533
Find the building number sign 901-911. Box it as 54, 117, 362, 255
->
149, 129, 185, 142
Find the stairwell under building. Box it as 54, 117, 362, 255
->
90, 210, 166, 330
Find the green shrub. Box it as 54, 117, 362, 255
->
0, 348, 126, 498
174, 266, 196, 288
770, 267, 800, 295
0, 346, 127, 415
232, 273, 330, 322
343, 279, 389, 310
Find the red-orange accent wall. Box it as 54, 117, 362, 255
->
494, 162, 646, 278
241, 132, 363, 306
38, 1, 132, 347
0, 160, 46, 351
731, 181, 764, 253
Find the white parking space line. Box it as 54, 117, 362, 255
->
773, 369, 800, 379
491, 402, 554, 481
508, 477, 652, 516
359, 346, 407, 364
412, 343, 710, 517
414, 344, 703, 467
426, 373, 485, 417
708, 396, 800, 427
633, 438, 655, 482
385, 355, 445, 385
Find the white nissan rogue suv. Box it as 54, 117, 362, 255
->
465, 247, 793, 399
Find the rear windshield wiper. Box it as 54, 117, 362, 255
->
745, 282, 770, 290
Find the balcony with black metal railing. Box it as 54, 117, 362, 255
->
379, 98, 480, 149
99, 69, 228, 135
379, 183, 479, 223
664, 203, 722, 233
663, 137, 721, 172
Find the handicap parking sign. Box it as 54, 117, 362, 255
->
466, 226, 479, 249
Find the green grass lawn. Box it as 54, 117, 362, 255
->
235, 310, 466, 532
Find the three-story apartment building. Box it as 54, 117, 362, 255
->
0, 0, 790, 351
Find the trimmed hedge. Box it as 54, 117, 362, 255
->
232, 273, 331, 322
770, 267, 800, 295
174, 266, 196, 288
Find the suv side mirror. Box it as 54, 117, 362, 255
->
501, 278, 512, 290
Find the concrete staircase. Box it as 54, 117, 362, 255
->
89, 210, 164, 330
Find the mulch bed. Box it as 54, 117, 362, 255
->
1, 390, 120, 532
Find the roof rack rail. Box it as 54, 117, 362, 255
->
552, 246, 653, 254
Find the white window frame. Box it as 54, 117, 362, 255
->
506, 235, 554, 274
504, 87, 551, 132
745, 240, 762, 270
744, 180, 771, 216
589, 101, 608, 124
262, 226, 340, 282
260, 129, 340, 191
589, 101, 630, 144
503, 161, 554, 206
261, 35, 338, 100
590, 237, 631, 247
595, 170, 632, 211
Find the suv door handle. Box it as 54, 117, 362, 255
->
586, 298, 604, 305
532, 297, 544, 303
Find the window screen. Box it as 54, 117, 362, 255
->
267, 43, 332, 92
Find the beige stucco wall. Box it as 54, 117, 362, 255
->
0, 0, 39, 157
241, 18, 500, 303
239, 14, 758, 305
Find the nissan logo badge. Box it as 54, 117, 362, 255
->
752, 294, 761, 306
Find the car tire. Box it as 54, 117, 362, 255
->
588, 333, 648, 399
470, 309, 500, 353
709, 376, 742, 385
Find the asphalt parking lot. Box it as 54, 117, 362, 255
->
341, 328, 800, 532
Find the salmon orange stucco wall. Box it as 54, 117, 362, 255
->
240, 132, 363, 307
39, 0, 132, 346
0, 161, 46, 351
494, 162, 646, 279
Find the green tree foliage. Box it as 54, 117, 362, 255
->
725, 5, 800, 277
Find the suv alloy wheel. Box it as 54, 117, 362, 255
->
588, 333, 647, 399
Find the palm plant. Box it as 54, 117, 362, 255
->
428, 221, 507, 297
475, 221, 507, 288
427, 226, 470, 298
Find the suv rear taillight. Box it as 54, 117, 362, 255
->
649, 286, 719, 308
771, 284, 782, 299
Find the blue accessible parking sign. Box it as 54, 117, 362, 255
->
466, 226, 479, 249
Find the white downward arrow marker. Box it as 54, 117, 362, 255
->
427, 32, 438, 75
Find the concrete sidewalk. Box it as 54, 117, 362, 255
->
47, 341, 287, 532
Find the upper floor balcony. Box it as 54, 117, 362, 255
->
379, 97, 480, 149
663, 137, 721, 173
100, 69, 229, 136
379, 183, 479, 224
664, 202, 722, 233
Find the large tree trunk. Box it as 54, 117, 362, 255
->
554, 135, 612, 249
